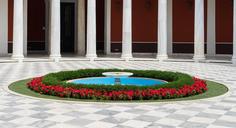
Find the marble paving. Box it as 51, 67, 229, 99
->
0, 61, 235, 128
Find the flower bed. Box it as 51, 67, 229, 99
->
26, 69, 208, 101
42, 69, 195, 91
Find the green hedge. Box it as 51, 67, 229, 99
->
42, 69, 194, 91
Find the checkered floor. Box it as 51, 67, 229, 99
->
0, 61, 236, 128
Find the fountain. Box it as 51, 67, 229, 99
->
68, 72, 166, 86
102, 72, 134, 85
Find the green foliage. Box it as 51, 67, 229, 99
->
42, 69, 194, 91
9, 79, 228, 102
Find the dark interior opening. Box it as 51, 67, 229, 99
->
61, 3, 75, 53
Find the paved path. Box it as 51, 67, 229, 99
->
0, 61, 236, 128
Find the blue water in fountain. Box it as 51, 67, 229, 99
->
70, 77, 166, 86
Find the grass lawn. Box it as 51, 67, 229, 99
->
8, 79, 228, 103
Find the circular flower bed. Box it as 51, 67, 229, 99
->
26, 69, 208, 101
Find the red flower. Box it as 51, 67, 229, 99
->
27, 77, 208, 101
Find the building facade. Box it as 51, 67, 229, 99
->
0, 0, 236, 63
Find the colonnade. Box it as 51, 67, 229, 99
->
0, 0, 235, 64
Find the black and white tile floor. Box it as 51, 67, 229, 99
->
0, 61, 235, 128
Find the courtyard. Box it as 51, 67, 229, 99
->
0, 0, 236, 127
0, 61, 235, 128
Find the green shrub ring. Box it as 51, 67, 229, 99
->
42, 69, 194, 91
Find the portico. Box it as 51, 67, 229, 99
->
0, 0, 235, 64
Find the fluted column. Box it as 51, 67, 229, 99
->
86, 0, 97, 60
233, 0, 236, 64
49, 0, 61, 61
167, 0, 173, 55
121, 0, 133, 60
0, 0, 8, 56
12, 0, 24, 60
77, 0, 86, 56
207, 0, 216, 56
193, 0, 205, 61
105, 0, 111, 55
157, 0, 168, 61
23, 0, 28, 56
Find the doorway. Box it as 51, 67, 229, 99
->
60, 3, 75, 53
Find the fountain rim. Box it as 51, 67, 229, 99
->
102, 72, 134, 78
67, 77, 168, 85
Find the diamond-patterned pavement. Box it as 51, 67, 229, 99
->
0, 61, 235, 128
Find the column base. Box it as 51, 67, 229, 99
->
77, 51, 86, 57
232, 56, 236, 65
12, 55, 24, 62
157, 54, 168, 61
86, 54, 97, 61
50, 55, 61, 62
0, 53, 9, 57
206, 53, 215, 58
121, 54, 133, 61
105, 51, 111, 55
12, 54, 24, 59
23, 52, 28, 57
193, 55, 206, 62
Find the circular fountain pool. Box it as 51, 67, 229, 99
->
69, 77, 167, 86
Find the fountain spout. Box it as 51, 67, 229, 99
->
115, 78, 121, 85
102, 72, 133, 78
102, 72, 133, 85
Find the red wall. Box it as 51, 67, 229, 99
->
28, 0, 45, 41
8, 0, 45, 42
111, 0, 123, 42
173, 0, 207, 43
111, 0, 158, 43
132, 0, 157, 42
96, 0, 105, 44
8, 0, 13, 42
216, 0, 233, 43
7, 0, 233, 46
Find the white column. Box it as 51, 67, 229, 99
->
104, 0, 111, 55
23, 0, 28, 56
49, 0, 61, 61
77, 0, 86, 56
0, 0, 8, 56
86, 0, 97, 60
12, 0, 24, 60
121, 0, 132, 60
233, 0, 236, 64
157, 0, 168, 60
207, 0, 216, 56
193, 0, 205, 61
167, 0, 173, 55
